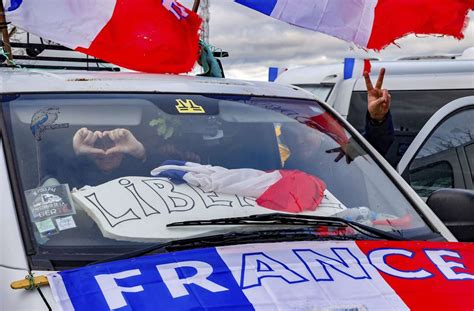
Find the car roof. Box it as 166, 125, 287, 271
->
276, 59, 474, 85
0, 69, 314, 100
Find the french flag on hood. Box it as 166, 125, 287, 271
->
151, 160, 327, 213
235, 0, 474, 50
4, 0, 202, 73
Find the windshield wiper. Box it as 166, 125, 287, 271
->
167, 213, 406, 241
91, 228, 358, 265
91, 213, 405, 266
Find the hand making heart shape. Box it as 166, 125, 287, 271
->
73, 128, 146, 162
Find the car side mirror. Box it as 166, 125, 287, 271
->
426, 189, 474, 242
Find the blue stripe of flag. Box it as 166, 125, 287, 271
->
343, 58, 355, 80
235, 0, 278, 16
268, 67, 280, 82
7, 0, 23, 11
58, 247, 254, 310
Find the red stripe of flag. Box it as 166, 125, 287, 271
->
368, 0, 474, 50
77, 0, 202, 73
356, 241, 474, 310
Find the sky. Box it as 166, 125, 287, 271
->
182, 0, 474, 81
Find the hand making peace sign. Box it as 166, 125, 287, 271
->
364, 68, 391, 122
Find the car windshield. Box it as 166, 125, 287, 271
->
1, 93, 435, 263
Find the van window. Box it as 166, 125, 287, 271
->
409, 161, 454, 198
295, 84, 333, 101
347, 89, 474, 166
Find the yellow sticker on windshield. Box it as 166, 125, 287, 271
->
175, 99, 205, 114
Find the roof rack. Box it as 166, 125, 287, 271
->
1, 41, 121, 71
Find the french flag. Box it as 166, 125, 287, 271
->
151, 160, 327, 213
235, 0, 474, 50
344, 58, 372, 80
4, 0, 202, 73
268, 67, 288, 82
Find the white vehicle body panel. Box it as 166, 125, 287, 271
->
0, 140, 29, 270
397, 96, 474, 174
0, 70, 313, 99
0, 140, 47, 310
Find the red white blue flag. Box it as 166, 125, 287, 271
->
4, 0, 202, 73
47, 241, 474, 310
235, 0, 474, 50
151, 161, 327, 213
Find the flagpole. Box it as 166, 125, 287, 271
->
0, 0, 13, 62
192, 0, 201, 12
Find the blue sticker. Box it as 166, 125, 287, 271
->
30, 108, 69, 141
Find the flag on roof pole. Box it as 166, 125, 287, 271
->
235, 0, 474, 50
268, 67, 288, 82
4, 0, 202, 73
344, 58, 372, 80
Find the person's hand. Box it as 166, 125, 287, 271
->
326, 138, 367, 164
102, 129, 146, 161
72, 128, 105, 157
364, 68, 391, 122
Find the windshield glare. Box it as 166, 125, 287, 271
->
1, 93, 433, 260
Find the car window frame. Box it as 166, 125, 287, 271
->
401, 106, 474, 187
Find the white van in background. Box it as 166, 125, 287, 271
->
276, 55, 474, 166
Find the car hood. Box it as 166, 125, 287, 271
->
44, 240, 473, 310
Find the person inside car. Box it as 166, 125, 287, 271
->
69, 126, 201, 188
73, 128, 147, 173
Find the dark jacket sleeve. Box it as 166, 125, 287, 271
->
363, 111, 395, 157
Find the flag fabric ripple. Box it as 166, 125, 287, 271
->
5, 0, 202, 73
151, 160, 327, 213
235, 0, 474, 50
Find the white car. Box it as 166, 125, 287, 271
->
1, 69, 470, 310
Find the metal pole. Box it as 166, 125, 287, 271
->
0, 1, 13, 61
192, 0, 201, 12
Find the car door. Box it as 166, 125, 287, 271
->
398, 96, 474, 199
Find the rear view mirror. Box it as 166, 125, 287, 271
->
426, 189, 474, 242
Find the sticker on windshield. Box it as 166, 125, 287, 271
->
34, 218, 58, 236
175, 99, 205, 114
25, 184, 76, 222
30, 107, 69, 141
56, 216, 77, 231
